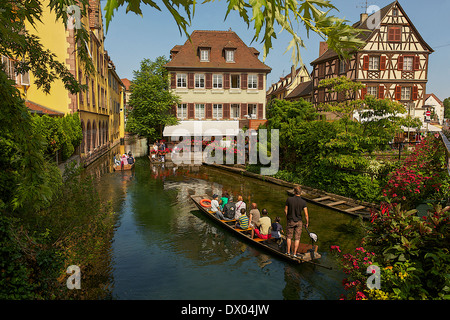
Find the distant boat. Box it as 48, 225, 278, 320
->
114, 163, 135, 171
190, 194, 324, 266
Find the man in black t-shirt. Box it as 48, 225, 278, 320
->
284, 186, 309, 257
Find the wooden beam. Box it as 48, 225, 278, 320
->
345, 206, 366, 213
327, 200, 346, 206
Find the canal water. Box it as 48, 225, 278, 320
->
89, 139, 363, 300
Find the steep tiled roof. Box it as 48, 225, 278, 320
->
285, 81, 313, 100
121, 78, 132, 91
165, 30, 271, 72
25, 100, 64, 116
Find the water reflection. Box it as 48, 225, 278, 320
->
85, 140, 362, 300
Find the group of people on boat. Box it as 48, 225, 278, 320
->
114, 151, 135, 168
150, 140, 167, 162
208, 186, 309, 257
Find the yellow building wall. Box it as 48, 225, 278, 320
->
20, 2, 70, 114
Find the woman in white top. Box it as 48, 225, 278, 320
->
234, 195, 246, 220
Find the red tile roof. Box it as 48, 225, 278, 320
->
165, 30, 271, 72
25, 100, 64, 116
121, 78, 132, 91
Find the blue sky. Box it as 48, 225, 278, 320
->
103, 0, 450, 100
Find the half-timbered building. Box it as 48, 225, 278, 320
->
310, 1, 434, 119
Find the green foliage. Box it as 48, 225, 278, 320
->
126, 56, 179, 140
444, 97, 450, 119
104, 0, 366, 65
31, 113, 83, 161
0, 0, 92, 94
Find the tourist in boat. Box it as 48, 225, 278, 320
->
220, 191, 229, 209
285, 186, 309, 257
114, 154, 121, 166
251, 208, 272, 240
235, 208, 249, 230
211, 194, 225, 220
234, 195, 246, 220
249, 203, 260, 228
223, 196, 236, 220
127, 152, 135, 164
120, 153, 128, 169
270, 217, 284, 244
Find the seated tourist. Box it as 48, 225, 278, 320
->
251, 208, 272, 240
235, 209, 249, 230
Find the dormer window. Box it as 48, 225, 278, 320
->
225, 49, 235, 62
200, 49, 210, 62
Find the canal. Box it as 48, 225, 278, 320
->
87, 139, 364, 300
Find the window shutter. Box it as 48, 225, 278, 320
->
380, 56, 386, 71
240, 103, 247, 118
170, 72, 176, 89
335, 59, 340, 75
397, 56, 404, 71
188, 103, 194, 119
223, 103, 230, 119
258, 74, 264, 90
378, 85, 385, 99
257, 103, 264, 119
361, 87, 367, 99
241, 74, 247, 90
206, 103, 212, 119
224, 73, 230, 89
414, 56, 420, 71
363, 56, 369, 71
395, 86, 401, 100
412, 86, 418, 101
205, 73, 212, 89
188, 73, 194, 89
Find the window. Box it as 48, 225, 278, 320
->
177, 74, 187, 88
177, 103, 187, 119
195, 74, 205, 88
200, 49, 209, 62
248, 104, 257, 116
367, 86, 378, 97
403, 56, 414, 71
230, 74, 240, 89
339, 60, 346, 74
225, 50, 235, 62
195, 104, 205, 119
213, 104, 223, 119
369, 56, 380, 70
401, 87, 411, 101
388, 26, 401, 42
230, 104, 240, 118
213, 74, 223, 88
248, 74, 258, 89
392, 8, 398, 16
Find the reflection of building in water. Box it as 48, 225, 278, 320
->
164, 177, 222, 202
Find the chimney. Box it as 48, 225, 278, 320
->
319, 42, 328, 56
291, 65, 296, 82
360, 13, 369, 24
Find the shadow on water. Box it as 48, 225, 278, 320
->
85, 140, 363, 300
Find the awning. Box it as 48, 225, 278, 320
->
163, 120, 240, 137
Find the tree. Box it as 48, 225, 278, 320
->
104, 0, 366, 65
126, 56, 180, 141
444, 97, 450, 120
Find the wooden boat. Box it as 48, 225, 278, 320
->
113, 163, 135, 171
286, 189, 372, 219
191, 194, 323, 266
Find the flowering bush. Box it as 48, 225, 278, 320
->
383, 135, 448, 209
331, 203, 450, 300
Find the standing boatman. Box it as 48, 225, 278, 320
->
284, 186, 309, 257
